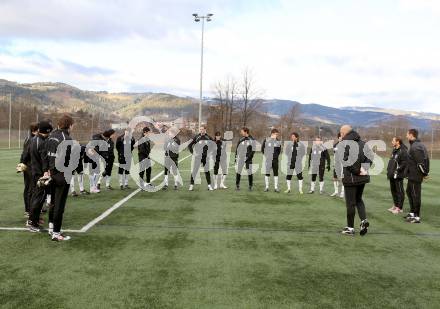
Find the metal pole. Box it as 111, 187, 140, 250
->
8, 93, 12, 149
18, 111, 21, 148
198, 17, 205, 128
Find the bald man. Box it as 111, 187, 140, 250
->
339, 125, 372, 236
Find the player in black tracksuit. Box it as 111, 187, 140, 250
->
70, 144, 89, 196
138, 127, 153, 189
262, 129, 282, 192
213, 131, 229, 189
27, 121, 52, 232
235, 127, 255, 191
285, 132, 305, 194
405, 129, 429, 223
340, 127, 372, 236
163, 132, 181, 190
116, 129, 135, 190
386, 137, 408, 214
308, 137, 331, 194
18, 123, 38, 216
46, 115, 75, 241
99, 129, 116, 190
188, 126, 214, 191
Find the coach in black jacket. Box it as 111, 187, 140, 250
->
28, 121, 52, 231
188, 125, 214, 190
386, 137, 408, 214
340, 125, 372, 236
405, 129, 429, 223
19, 122, 38, 215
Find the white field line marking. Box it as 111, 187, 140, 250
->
0, 154, 192, 233
0, 227, 83, 233
79, 154, 192, 233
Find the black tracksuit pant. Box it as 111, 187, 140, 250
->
23, 170, 33, 213
48, 176, 70, 233
29, 174, 46, 227
406, 180, 422, 217
389, 178, 405, 209
311, 167, 325, 182
264, 160, 279, 177
236, 161, 253, 187
286, 172, 303, 181
139, 168, 152, 183
190, 158, 211, 185
344, 184, 367, 228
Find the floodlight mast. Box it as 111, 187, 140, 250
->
192, 13, 214, 129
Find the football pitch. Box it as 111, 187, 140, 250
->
0, 148, 439, 309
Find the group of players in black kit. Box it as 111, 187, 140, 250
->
17, 117, 430, 240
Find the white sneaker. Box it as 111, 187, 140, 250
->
189, 185, 194, 191
52, 233, 71, 241
220, 184, 228, 189
213, 183, 218, 190
330, 191, 338, 197
299, 189, 303, 195
339, 192, 345, 198
284, 189, 291, 193
208, 185, 214, 191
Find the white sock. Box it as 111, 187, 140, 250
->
221, 175, 226, 186
286, 180, 291, 190
164, 174, 169, 186
340, 185, 344, 195
124, 173, 129, 186
90, 175, 95, 190
274, 176, 279, 189
70, 177, 75, 193
105, 175, 111, 187
46, 194, 51, 205
78, 174, 84, 191
319, 181, 324, 192
298, 179, 303, 192
311, 181, 316, 191
97, 174, 102, 185
333, 181, 339, 193
265, 176, 269, 188
118, 174, 123, 186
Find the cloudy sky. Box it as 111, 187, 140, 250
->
0, 0, 439, 112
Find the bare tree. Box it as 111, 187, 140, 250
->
278, 104, 301, 140
238, 67, 264, 127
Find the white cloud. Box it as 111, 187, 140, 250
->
0, 0, 439, 112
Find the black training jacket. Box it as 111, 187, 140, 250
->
287, 141, 306, 170
29, 135, 49, 176
47, 129, 73, 181
235, 136, 255, 163
386, 144, 408, 180
138, 137, 151, 160
116, 134, 135, 162
340, 130, 371, 187
164, 136, 180, 161
188, 133, 213, 162
261, 137, 282, 161
406, 139, 429, 183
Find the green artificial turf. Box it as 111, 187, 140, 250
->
0, 148, 439, 309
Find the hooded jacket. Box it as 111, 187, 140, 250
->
341, 130, 372, 186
